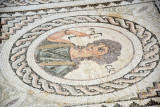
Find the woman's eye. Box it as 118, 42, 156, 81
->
98, 48, 104, 52
90, 46, 93, 50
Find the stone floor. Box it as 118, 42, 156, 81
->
0, 0, 160, 106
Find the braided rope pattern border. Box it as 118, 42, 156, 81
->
9, 15, 159, 96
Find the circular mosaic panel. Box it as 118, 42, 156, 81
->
1, 13, 159, 103
27, 23, 142, 86
34, 25, 136, 81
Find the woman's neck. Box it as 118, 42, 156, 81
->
70, 47, 81, 59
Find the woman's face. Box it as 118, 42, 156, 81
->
81, 43, 109, 57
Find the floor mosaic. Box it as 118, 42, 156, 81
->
0, 0, 160, 106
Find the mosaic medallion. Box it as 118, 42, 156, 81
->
1, 12, 160, 104
35, 25, 136, 81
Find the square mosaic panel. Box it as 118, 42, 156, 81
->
0, 0, 160, 106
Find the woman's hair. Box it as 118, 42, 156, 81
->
72, 39, 122, 65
